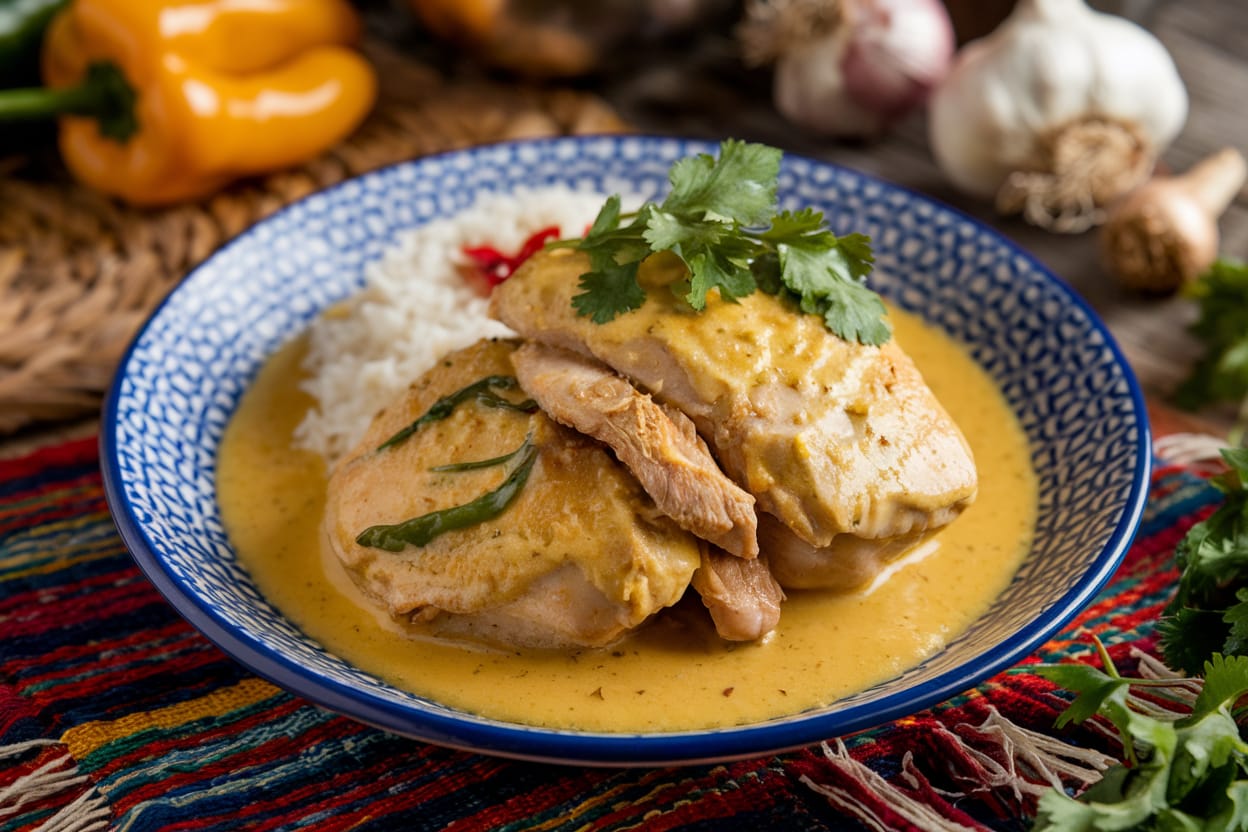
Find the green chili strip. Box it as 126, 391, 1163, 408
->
429, 441, 529, 472
376, 375, 536, 451
356, 434, 538, 551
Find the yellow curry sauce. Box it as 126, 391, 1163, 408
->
217, 306, 1036, 732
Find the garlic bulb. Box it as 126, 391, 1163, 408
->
929, 0, 1188, 233
739, 0, 955, 139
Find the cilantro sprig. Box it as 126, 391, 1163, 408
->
1032, 643, 1248, 831
561, 140, 891, 346
1158, 448, 1248, 675
1174, 258, 1248, 446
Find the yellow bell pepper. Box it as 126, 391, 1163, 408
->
0, 0, 377, 205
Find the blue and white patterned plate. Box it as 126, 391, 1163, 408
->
101, 136, 1150, 766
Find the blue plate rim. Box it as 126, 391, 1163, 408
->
100, 134, 1152, 766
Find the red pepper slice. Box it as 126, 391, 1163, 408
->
462, 225, 561, 287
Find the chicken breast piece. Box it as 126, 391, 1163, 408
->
758, 514, 931, 591
323, 339, 702, 649
491, 249, 977, 583
511, 341, 759, 558
691, 549, 784, 641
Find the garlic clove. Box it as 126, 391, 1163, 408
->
1101, 148, 1247, 293
741, 0, 954, 139
775, 36, 891, 138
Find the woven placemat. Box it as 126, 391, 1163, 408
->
0, 41, 628, 436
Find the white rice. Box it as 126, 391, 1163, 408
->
294, 187, 609, 463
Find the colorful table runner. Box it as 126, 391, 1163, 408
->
0, 432, 1222, 831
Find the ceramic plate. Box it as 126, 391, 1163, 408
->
101, 136, 1150, 766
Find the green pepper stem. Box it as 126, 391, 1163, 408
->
0, 60, 137, 142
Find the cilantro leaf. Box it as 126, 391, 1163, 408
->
571, 259, 644, 324
1032, 661, 1133, 730
1033, 649, 1248, 832
1161, 449, 1248, 673
759, 213, 889, 345
1174, 259, 1248, 440
661, 139, 781, 225
586, 193, 622, 238
1223, 590, 1248, 658
1160, 607, 1237, 678
818, 278, 891, 346
566, 140, 889, 344
684, 249, 756, 310
1188, 654, 1248, 722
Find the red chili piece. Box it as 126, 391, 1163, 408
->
462, 225, 562, 287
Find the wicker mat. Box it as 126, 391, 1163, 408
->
0, 40, 627, 435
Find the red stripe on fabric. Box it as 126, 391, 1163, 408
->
275, 745, 507, 832
3, 620, 193, 677
0, 498, 107, 540
0, 481, 103, 524
20, 642, 225, 707
0, 565, 145, 614
0, 437, 97, 481
581, 762, 782, 831
1, 574, 159, 636
106, 704, 365, 813
13, 628, 206, 691
1118, 510, 1210, 575
439, 765, 629, 832
159, 740, 466, 832
84, 696, 306, 784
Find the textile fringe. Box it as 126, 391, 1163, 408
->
948, 707, 1114, 798
804, 708, 1116, 825
1154, 432, 1230, 467
0, 739, 110, 832
801, 739, 987, 831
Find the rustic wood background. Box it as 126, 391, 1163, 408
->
3, 0, 1244, 455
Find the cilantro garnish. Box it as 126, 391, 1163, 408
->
1031, 641, 1248, 830
1158, 448, 1248, 674
1174, 258, 1248, 445
561, 140, 891, 346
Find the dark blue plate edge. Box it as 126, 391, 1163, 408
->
98, 134, 1154, 767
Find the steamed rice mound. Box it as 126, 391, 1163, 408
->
294, 188, 607, 462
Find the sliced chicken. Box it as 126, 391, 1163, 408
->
323, 339, 702, 649
758, 514, 930, 591
491, 249, 978, 588
511, 341, 758, 558
691, 549, 784, 641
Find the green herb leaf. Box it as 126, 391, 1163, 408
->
1032, 649, 1248, 832
571, 258, 645, 323
1174, 259, 1248, 442
660, 138, 781, 225
564, 140, 891, 345
1160, 448, 1248, 673
1032, 662, 1133, 730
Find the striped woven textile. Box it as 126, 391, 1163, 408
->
0, 434, 1221, 831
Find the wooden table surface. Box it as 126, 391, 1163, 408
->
588, 0, 1247, 435
3, 0, 1242, 458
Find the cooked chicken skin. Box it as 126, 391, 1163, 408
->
691, 549, 784, 641
491, 249, 978, 587
512, 342, 759, 558
323, 339, 702, 649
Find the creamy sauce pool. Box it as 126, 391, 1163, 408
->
218, 307, 1036, 732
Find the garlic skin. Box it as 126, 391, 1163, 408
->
1102, 148, 1247, 293
743, 0, 954, 139
929, 0, 1188, 230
